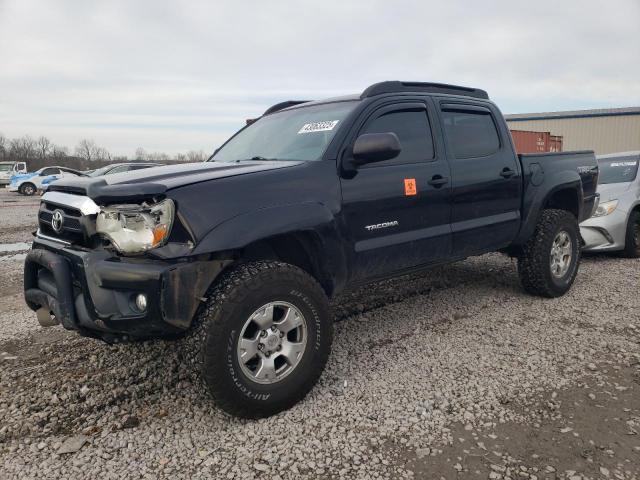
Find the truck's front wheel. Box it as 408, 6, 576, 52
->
517, 209, 581, 298
196, 261, 332, 418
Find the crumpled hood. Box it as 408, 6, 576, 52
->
47, 160, 302, 203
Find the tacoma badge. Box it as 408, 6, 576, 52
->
365, 221, 399, 231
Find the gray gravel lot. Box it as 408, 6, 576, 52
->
0, 191, 638, 479
0, 189, 39, 244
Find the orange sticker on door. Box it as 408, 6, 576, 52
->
404, 178, 417, 196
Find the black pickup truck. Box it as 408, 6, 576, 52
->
24, 81, 598, 417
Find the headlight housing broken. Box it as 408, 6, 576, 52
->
96, 199, 174, 253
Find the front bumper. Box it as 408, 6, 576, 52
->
7, 185, 18, 192
24, 237, 227, 341
580, 208, 628, 252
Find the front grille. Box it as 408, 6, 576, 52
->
38, 201, 90, 245
43, 202, 81, 217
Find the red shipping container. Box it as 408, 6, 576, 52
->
510, 130, 563, 154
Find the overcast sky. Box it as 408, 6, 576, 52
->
1, 0, 639, 157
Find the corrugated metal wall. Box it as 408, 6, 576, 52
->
506, 114, 640, 155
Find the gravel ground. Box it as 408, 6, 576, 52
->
0, 188, 39, 243
0, 197, 638, 479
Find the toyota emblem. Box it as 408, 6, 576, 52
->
51, 210, 64, 233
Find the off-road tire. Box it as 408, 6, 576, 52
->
20, 183, 36, 196
195, 261, 332, 418
621, 209, 640, 258
517, 209, 581, 298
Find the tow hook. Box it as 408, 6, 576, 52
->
36, 308, 60, 327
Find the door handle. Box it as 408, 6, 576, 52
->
428, 175, 449, 187
500, 168, 516, 178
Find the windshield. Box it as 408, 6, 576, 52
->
598, 157, 639, 184
0, 164, 12, 172
211, 101, 357, 162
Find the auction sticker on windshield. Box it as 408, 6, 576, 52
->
298, 120, 339, 134
610, 162, 637, 167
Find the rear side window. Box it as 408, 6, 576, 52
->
442, 107, 500, 158
362, 109, 434, 165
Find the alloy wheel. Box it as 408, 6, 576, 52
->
237, 301, 307, 385
550, 230, 572, 278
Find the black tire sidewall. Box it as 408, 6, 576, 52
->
204, 273, 329, 411
546, 217, 580, 294
22, 183, 35, 196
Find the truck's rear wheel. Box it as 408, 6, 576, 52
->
195, 261, 332, 418
517, 209, 581, 298
621, 210, 640, 258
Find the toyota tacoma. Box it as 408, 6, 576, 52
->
24, 81, 599, 417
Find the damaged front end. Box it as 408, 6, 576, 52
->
24, 190, 229, 342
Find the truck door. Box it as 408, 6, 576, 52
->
439, 102, 521, 256
340, 100, 452, 281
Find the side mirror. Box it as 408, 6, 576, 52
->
352, 132, 401, 165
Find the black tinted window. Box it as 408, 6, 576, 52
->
442, 108, 500, 158
41, 168, 60, 175
362, 109, 434, 165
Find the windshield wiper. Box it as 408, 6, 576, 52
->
230, 156, 277, 163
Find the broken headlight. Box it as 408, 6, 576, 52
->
96, 199, 174, 253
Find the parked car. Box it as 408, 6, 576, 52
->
0, 161, 27, 186
40, 163, 162, 192
24, 81, 598, 418
85, 162, 163, 177
9, 167, 84, 196
580, 151, 640, 257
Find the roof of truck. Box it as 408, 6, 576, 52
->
265, 81, 491, 115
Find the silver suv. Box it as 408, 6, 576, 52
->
581, 151, 640, 257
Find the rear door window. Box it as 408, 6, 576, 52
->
441, 107, 500, 158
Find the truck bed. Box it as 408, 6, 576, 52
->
515, 150, 599, 244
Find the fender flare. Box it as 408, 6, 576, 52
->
192, 202, 347, 290
514, 170, 584, 246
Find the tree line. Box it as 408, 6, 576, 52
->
0, 133, 208, 171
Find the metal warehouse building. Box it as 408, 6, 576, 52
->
505, 106, 640, 155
